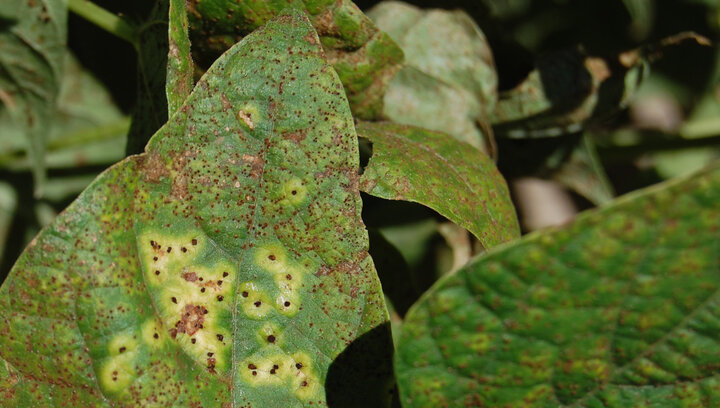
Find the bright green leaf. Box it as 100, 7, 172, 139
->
0, 11, 393, 407
0, 0, 68, 196
357, 121, 520, 249
187, 0, 404, 119
396, 162, 720, 407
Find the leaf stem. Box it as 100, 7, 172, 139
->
67, 0, 139, 49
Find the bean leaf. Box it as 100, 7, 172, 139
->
358, 121, 520, 249
187, 0, 404, 120
396, 162, 720, 407
0, 0, 68, 195
0, 11, 392, 407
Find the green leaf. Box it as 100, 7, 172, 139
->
0, 11, 392, 406
357, 121, 520, 249
0, 0, 68, 196
369, 2, 497, 152
187, 0, 404, 119
0, 52, 128, 175
396, 162, 720, 407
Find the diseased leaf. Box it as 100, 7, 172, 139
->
187, 0, 404, 119
166, 0, 194, 115
369, 2, 497, 152
357, 121, 520, 249
0, 0, 68, 195
0, 11, 392, 407
396, 162, 720, 407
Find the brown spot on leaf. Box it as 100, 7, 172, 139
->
182, 272, 198, 282
175, 304, 208, 336
237, 110, 255, 130
282, 129, 307, 144
242, 154, 264, 178
142, 153, 170, 183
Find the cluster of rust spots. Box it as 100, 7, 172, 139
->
207, 353, 217, 374
142, 153, 170, 183
170, 304, 208, 338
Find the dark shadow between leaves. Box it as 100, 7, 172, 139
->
326, 322, 399, 408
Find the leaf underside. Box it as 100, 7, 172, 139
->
396, 163, 720, 407
0, 11, 392, 407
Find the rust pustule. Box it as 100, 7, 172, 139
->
175, 304, 208, 336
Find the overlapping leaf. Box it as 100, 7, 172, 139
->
187, 0, 404, 119
368, 1, 497, 152
358, 121, 520, 249
0, 11, 392, 407
396, 162, 720, 407
0, 0, 68, 195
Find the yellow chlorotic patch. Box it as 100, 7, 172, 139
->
256, 322, 282, 346
141, 318, 166, 348
292, 369, 321, 400
138, 230, 205, 286
275, 291, 300, 317
240, 353, 293, 385
239, 281, 273, 319
108, 332, 139, 356
273, 270, 303, 317
139, 228, 236, 375
239, 350, 320, 399
255, 244, 289, 274
99, 346, 138, 394
290, 351, 320, 399
273, 267, 304, 291
282, 178, 307, 206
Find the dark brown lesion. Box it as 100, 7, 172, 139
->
182, 272, 198, 282
169, 304, 208, 338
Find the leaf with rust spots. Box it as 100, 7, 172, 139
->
396, 162, 720, 407
167, 0, 195, 115
358, 121, 519, 249
0, 11, 392, 407
0, 0, 68, 196
186, 0, 404, 119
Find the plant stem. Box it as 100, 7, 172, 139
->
67, 0, 139, 49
